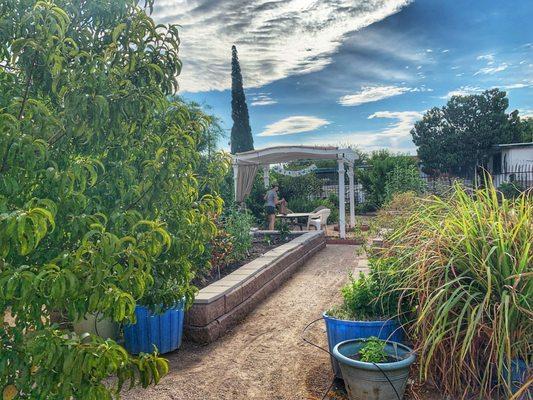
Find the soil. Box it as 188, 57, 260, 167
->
194, 234, 299, 289
346, 353, 399, 363
120, 244, 446, 400
120, 245, 365, 400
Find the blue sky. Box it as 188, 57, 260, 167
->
153, 0, 533, 154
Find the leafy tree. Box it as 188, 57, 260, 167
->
358, 151, 417, 210
230, 45, 253, 154
411, 89, 525, 176
0, 1, 224, 398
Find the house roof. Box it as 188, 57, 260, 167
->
493, 142, 533, 149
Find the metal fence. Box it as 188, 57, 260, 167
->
491, 164, 533, 189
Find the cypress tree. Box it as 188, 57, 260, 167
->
230, 45, 254, 154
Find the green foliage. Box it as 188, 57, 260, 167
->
230, 45, 253, 154
329, 257, 403, 321
275, 220, 291, 241
411, 89, 526, 176
0, 1, 223, 397
222, 208, 254, 261
498, 181, 525, 199
288, 195, 339, 223
358, 150, 418, 210
384, 164, 426, 202
274, 169, 324, 202
385, 182, 532, 398
358, 337, 388, 363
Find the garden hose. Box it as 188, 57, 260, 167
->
301, 318, 401, 400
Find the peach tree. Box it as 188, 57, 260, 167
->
0, 0, 224, 398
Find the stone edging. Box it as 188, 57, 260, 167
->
184, 230, 326, 343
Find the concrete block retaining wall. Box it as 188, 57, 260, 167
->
185, 231, 326, 343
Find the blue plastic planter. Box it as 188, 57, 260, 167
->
323, 312, 404, 378
124, 303, 184, 355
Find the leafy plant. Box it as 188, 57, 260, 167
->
276, 220, 291, 242
222, 208, 254, 261
0, 1, 224, 398
385, 182, 532, 398
498, 181, 524, 199
358, 150, 419, 210
329, 256, 405, 322
358, 337, 388, 363
384, 164, 426, 202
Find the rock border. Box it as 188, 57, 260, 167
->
185, 230, 326, 343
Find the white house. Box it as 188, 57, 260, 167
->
488, 142, 533, 187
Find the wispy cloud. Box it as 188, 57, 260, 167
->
368, 110, 423, 138
338, 85, 431, 106
153, 0, 412, 92
250, 93, 277, 106
444, 81, 532, 98
259, 116, 330, 136
474, 63, 509, 76
477, 53, 495, 64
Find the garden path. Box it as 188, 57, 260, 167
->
121, 245, 364, 400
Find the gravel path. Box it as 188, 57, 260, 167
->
122, 245, 364, 400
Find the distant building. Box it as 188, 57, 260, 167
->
488, 142, 533, 187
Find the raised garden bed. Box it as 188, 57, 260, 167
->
194, 231, 305, 289
185, 230, 326, 343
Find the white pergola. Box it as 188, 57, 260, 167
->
232, 145, 358, 239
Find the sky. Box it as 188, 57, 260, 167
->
153, 0, 533, 154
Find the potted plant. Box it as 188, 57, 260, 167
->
333, 337, 415, 400
324, 257, 406, 378
123, 277, 187, 355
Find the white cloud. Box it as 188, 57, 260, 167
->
262, 110, 422, 153
442, 49, 450, 53
368, 110, 423, 138
339, 85, 410, 106
477, 53, 495, 64
259, 116, 330, 136
250, 93, 277, 106
444, 85, 484, 98
474, 63, 508, 76
444, 81, 532, 98
152, 0, 412, 92
519, 109, 533, 119
338, 85, 431, 106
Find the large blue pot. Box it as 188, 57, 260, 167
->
124, 303, 184, 354
323, 312, 404, 378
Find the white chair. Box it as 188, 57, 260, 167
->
307, 208, 331, 232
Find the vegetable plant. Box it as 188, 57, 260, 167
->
0, 0, 224, 398
358, 337, 388, 363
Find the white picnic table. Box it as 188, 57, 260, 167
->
276, 212, 311, 230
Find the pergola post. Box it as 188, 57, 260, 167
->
348, 163, 355, 228
263, 165, 270, 188
233, 163, 239, 202
338, 159, 346, 239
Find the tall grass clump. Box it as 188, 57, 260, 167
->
386, 182, 532, 399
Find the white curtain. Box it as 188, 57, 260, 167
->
235, 164, 258, 203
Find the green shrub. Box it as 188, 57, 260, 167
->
385, 182, 532, 398
222, 208, 254, 261
329, 257, 403, 321
384, 164, 426, 202
498, 181, 524, 199
358, 150, 418, 210
358, 337, 388, 363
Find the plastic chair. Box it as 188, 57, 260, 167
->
307, 208, 331, 232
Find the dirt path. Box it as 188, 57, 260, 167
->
122, 245, 364, 400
